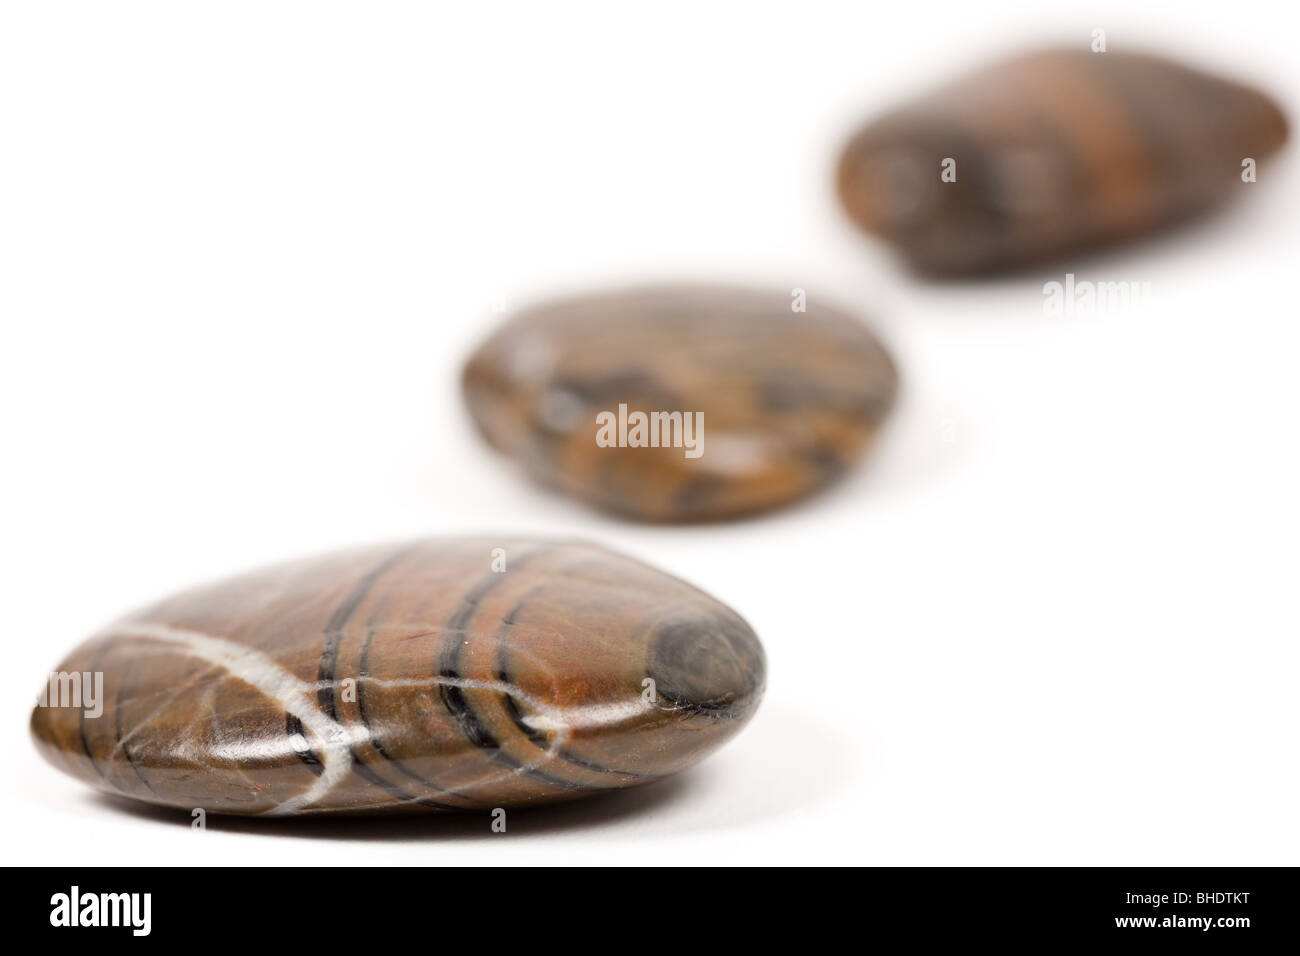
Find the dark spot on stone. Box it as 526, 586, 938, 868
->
647, 614, 765, 718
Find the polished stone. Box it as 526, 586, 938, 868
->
837, 49, 1289, 275
30, 539, 765, 816
462, 285, 898, 521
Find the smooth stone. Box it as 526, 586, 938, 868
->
837, 49, 1289, 275
462, 284, 898, 521
30, 538, 765, 816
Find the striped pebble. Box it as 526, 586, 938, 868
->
30, 539, 765, 816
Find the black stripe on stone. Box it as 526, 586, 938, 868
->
285, 714, 324, 776
436, 548, 622, 793
494, 589, 655, 781
317, 545, 418, 721
308, 542, 468, 810
355, 624, 469, 804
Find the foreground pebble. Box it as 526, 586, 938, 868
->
837, 49, 1289, 275
30, 538, 765, 816
463, 285, 898, 521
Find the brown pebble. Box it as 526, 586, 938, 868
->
462, 285, 898, 521
30, 538, 765, 816
836, 49, 1288, 275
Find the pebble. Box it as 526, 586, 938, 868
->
463, 285, 898, 520
837, 49, 1289, 274
30, 538, 765, 816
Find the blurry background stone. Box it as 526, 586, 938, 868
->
837, 49, 1289, 275
462, 285, 899, 521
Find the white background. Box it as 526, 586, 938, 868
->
2, 2, 1297, 866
